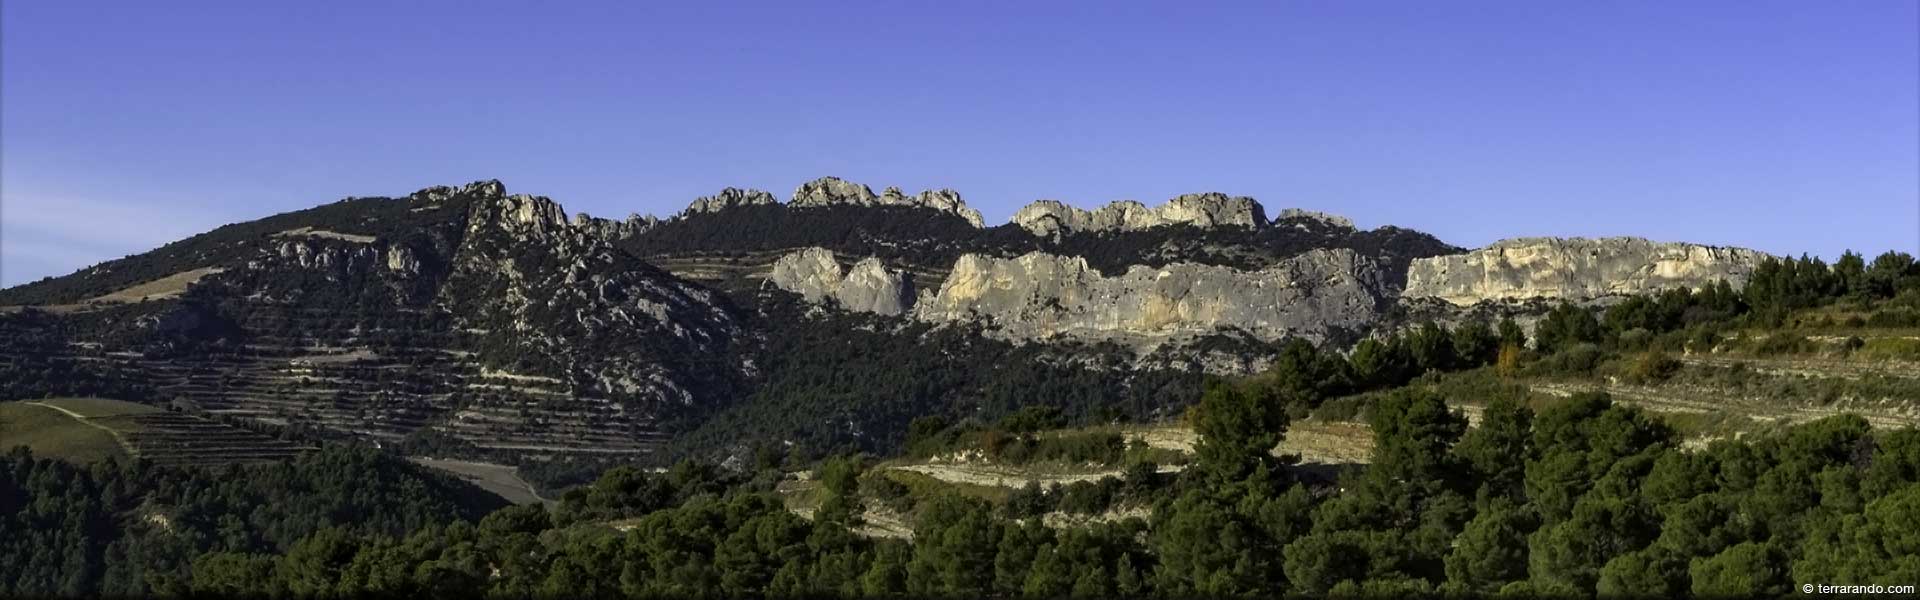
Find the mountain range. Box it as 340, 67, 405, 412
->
0, 177, 1770, 464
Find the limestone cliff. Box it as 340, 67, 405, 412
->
574, 212, 658, 240
1275, 208, 1356, 231
1403, 237, 1770, 305
767, 247, 916, 316
683, 187, 779, 215
1010, 193, 1269, 237
913, 248, 1385, 344
787, 176, 986, 227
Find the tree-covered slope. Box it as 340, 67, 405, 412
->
0, 445, 507, 597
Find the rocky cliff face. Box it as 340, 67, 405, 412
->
787, 176, 986, 227
1011, 193, 1270, 237
444, 187, 745, 402
1403, 237, 1770, 305
683, 187, 779, 215
0, 180, 759, 460
766, 247, 916, 316
574, 213, 659, 240
913, 248, 1385, 344
1275, 208, 1356, 231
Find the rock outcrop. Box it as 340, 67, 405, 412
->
1403, 237, 1771, 305
787, 177, 985, 227
574, 213, 659, 240
1011, 193, 1269, 237
767, 247, 916, 316
1276, 208, 1356, 231
444, 184, 746, 406
683, 187, 778, 215
913, 248, 1385, 344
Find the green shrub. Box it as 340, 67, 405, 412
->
1531, 343, 1609, 375
1687, 328, 1721, 354
862, 471, 916, 514
1866, 310, 1920, 328
1751, 334, 1814, 357
1625, 351, 1683, 384
1617, 329, 1653, 351
1858, 338, 1920, 361
1312, 394, 1372, 422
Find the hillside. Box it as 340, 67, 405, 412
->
0, 182, 748, 466
0, 402, 130, 463
5, 202, 1919, 597
0, 398, 315, 467
0, 177, 1825, 478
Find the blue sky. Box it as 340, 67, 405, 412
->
3, 1, 1915, 287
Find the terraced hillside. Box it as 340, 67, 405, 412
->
0, 397, 313, 467
0, 401, 130, 463
0, 181, 745, 464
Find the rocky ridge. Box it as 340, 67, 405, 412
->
1404, 236, 1772, 305
1275, 208, 1356, 230
682, 187, 779, 216
785, 177, 987, 228
1010, 193, 1272, 237
573, 212, 659, 240
0, 180, 748, 460
766, 247, 916, 316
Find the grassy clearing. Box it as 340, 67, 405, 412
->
82, 267, 225, 304
1276, 421, 1374, 465
881, 468, 1013, 505
0, 402, 130, 463
410, 458, 549, 506
1857, 338, 1920, 361
36, 397, 164, 418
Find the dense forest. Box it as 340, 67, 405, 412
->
0, 447, 505, 596
10, 391, 1912, 597
664, 291, 1219, 462
6, 250, 1920, 597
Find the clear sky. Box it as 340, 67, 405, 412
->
3, 1, 1915, 287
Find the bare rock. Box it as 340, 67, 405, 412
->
790, 176, 879, 207
1011, 193, 1267, 236
573, 212, 658, 240
914, 248, 1385, 344
683, 187, 778, 215
788, 177, 986, 228
1276, 208, 1356, 230
1404, 237, 1771, 305
767, 247, 916, 316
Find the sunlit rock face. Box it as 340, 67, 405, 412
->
787, 176, 985, 227
1275, 208, 1355, 231
1403, 237, 1771, 305
913, 248, 1386, 344
1011, 193, 1270, 237
767, 247, 915, 316
682, 187, 778, 216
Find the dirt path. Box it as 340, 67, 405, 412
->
890, 463, 1129, 488
1528, 381, 1920, 430
1678, 355, 1920, 381
24, 401, 138, 457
